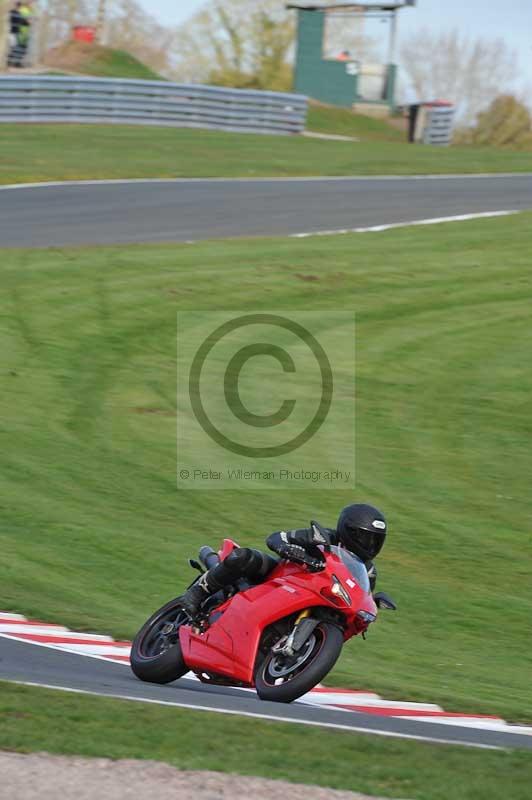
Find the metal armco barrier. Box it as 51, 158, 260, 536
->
408, 102, 455, 146
422, 106, 455, 146
0, 75, 308, 135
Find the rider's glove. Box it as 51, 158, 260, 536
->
277, 543, 325, 572
305, 557, 326, 573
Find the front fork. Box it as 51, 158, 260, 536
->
273, 609, 318, 657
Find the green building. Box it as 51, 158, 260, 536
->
287, 2, 416, 112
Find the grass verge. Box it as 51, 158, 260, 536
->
1, 123, 531, 185
2, 683, 532, 800
1, 214, 531, 722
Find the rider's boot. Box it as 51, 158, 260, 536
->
180, 570, 221, 620
180, 548, 268, 621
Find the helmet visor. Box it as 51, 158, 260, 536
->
346, 526, 385, 559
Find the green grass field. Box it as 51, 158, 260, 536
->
306, 104, 404, 141
1, 123, 531, 185
2, 683, 532, 800
1, 213, 531, 723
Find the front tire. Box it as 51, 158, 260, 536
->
130, 597, 189, 684
255, 621, 343, 703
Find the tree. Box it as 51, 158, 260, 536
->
95, 0, 106, 42
171, 0, 295, 91
400, 28, 518, 124
34, 0, 176, 75
1, 0, 8, 70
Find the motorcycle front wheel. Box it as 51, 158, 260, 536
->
255, 621, 343, 703
130, 597, 189, 684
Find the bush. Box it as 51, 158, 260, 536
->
455, 95, 532, 148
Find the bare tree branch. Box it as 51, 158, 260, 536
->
400, 28, 518, 123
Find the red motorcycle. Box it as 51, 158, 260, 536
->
131, 528, 396, 703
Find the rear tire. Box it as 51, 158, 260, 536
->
130, 597, 189, 684
255, 621, 343, 703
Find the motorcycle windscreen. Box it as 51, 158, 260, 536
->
329, 546, 371, 593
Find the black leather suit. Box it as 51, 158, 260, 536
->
201, 526, 377, 594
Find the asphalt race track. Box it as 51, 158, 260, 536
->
1, 173, 532, 248
1, 637, 531, 750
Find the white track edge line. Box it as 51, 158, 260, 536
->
290, 210, 519, 238
0, 174, 531, 191
2, 679, 504, 750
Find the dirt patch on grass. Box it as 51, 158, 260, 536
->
42, 42, 160, 80
131, 406, 176, 416
43, 42, 99, 73
0, 752, 395, 800
295, 273, 320, 281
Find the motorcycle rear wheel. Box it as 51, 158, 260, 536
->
255, 621, 343, 703
130, 597, 189, 684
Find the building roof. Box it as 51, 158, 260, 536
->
286, 2, 415, 11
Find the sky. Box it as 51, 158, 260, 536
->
139, 0, 532, 91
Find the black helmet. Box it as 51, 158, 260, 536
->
336, 503, 387, 561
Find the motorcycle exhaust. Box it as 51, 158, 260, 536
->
199, 545, 220, 571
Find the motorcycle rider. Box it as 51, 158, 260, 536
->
180, 503, 387, 621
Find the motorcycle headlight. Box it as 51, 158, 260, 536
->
356, 610, 376, 624
330, 575, 352, 606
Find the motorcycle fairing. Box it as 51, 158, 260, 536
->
179, 554, 374, 685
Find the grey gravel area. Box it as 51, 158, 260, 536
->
0, 752, 393, 800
